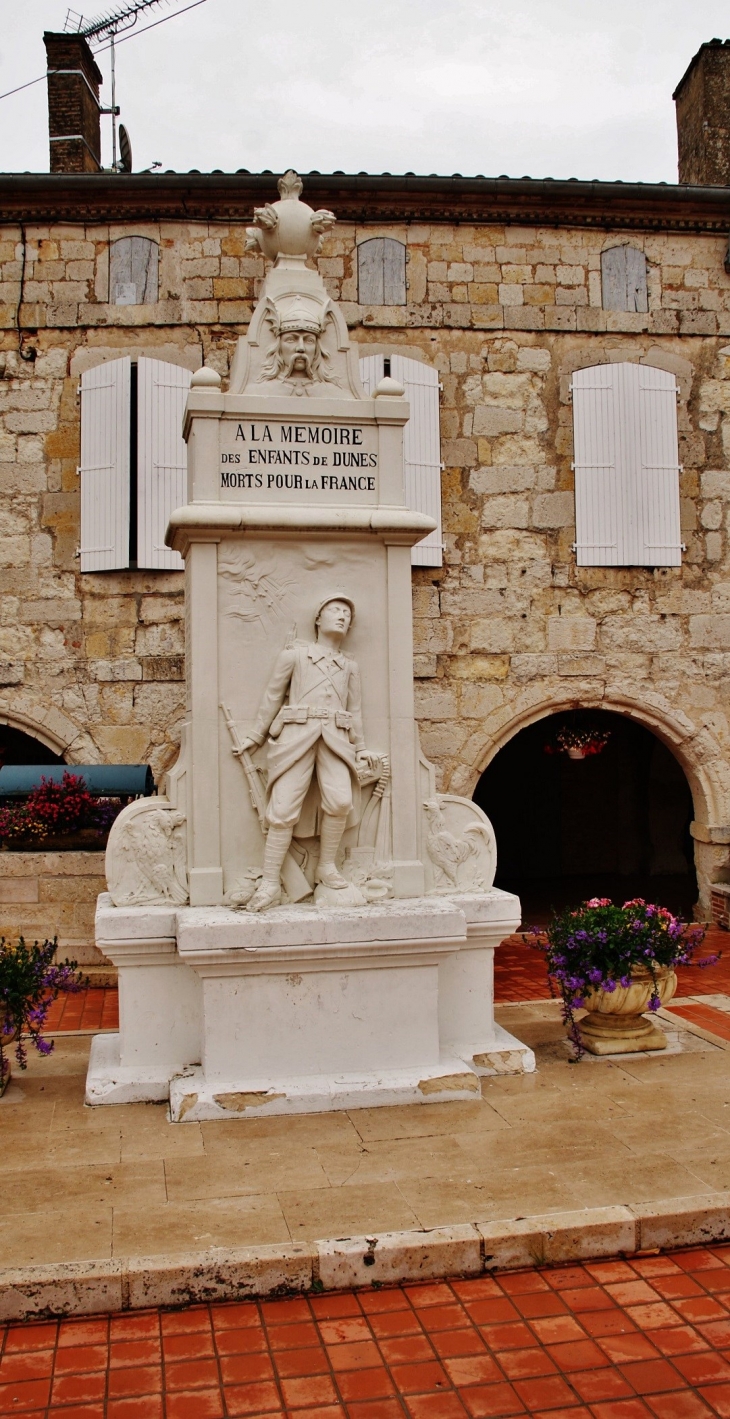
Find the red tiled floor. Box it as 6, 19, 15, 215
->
10, 1246, 730, 1416
494, 936, 552, 1002
42, 987, 119, 1033
665, 1003, 730, 1043
492, 925, 729, 1006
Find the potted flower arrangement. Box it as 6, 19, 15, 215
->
528, 898, 713, 1057
0, 772, 120, 852
0, 936, 85, 1095
545, 724, 611, 761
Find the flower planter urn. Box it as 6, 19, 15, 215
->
577, 964, 677, 1055
0, 1025, 17, 1095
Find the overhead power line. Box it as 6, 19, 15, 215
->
0, 0, 208, 105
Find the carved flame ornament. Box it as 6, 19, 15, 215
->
245, 170, 336, 265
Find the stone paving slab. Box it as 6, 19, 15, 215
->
3, 1000, 730, 1318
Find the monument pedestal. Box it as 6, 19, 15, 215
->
86, 889, 533, 1118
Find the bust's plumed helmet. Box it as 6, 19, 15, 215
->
315, 595, 355, 627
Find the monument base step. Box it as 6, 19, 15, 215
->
168, 1058, 483, 1121
85, 1033, 176, 1106
85, 1029, 535, 1114
466, 1021, 537, 1075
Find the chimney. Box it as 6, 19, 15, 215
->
674, 39, 730, 185
44, 31, 103, 173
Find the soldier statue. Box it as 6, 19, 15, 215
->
236, 596, 378, 912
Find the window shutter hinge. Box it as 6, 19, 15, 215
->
438, 382, 443, 392
440, 461, 445, 471
570, 542, 577, 553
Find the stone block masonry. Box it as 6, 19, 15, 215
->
1, 209, 730, 909
0, 852, 109, 963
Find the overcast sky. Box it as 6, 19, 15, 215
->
1, 1, 729, 183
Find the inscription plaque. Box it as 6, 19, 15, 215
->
219, 420, 379, 502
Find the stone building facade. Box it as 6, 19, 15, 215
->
2, 35, 730, 915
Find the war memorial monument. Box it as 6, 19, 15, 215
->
86, 173, 533, 1120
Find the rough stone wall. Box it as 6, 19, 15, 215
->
0, 851, 107, 963
1, 217, 730, 907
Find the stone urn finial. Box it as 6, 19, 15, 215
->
245, 170, 336, 266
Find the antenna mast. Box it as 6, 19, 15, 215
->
64, 1, 179, 172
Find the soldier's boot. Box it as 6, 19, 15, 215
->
314, 812, 349, 890
246, 826, 292, 912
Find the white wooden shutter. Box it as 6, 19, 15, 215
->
358, 353, 384, 396
636, 366, 682, 567
572, 362, 681, 567
79, 357, 130, 572
137, 357, 190, 570
359, 353, 443, 568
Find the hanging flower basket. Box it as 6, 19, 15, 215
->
544, 724, 611, 760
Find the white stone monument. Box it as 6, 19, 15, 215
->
87, 173, 534, 1119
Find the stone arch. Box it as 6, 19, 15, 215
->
0, 696, 97, 763
451, 684, 730, 915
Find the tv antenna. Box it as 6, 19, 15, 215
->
64, 1, 195, 172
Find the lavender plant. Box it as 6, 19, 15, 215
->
0, 936, 86, 1086
528, 898, 714, 1059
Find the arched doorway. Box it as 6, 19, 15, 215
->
0, 724, 65, 769
474, 709, 697, 922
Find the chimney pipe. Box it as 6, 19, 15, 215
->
44, 31, 103, 174
674, 39, 730, 185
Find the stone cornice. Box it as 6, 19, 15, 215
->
0, 171, 729, 232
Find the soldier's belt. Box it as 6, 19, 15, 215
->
279, 706, 352, 728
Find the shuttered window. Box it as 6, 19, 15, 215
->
359, 353, 443, 567
109, 237, 159, 305
137, 358, 190, 571
357, 239, 407, 304
601, 246, 648, 313
572, 361, 682, 567
79, 356, 190, 573
79, 357, 131, 572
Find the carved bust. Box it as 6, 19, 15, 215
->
254, 294, 338, 398
228, 171, 362, 400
